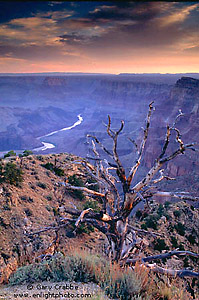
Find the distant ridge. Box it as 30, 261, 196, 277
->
0, 72, 115, 76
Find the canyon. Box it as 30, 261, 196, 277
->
0, 74, 199, 192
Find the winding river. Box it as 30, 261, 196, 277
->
34, 114, 83, 152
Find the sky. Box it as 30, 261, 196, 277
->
0, 1, 199, 74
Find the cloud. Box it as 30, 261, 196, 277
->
158, 4, 199, 27
0, 2, 198, 73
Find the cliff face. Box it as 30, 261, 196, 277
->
142, 77, 199, 193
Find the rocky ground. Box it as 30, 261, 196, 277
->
0, 153, 198, 297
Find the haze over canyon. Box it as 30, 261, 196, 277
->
0, 73, 199, 193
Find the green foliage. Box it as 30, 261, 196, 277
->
164, 201, 171, 210
37, 182, 47, 189
83, 200, 100, 213
41, 162, 65, 177
23, 150, 33, 156
173, 210, 181, 218
36, 155, 44, 161
154, 239, 169, 252
53, 167, 65, 176
46, 194, 53, 201
174, 222, 185, 236
86, 177, 99, 192
68, 175, 85, 200
157, 204, 164, 217
187, 234, 196, 245
75, 223, 95, 235
52, 207, 59, 216
42, 162, 54, 171
135, 210, 142, 219
142, 215, 158, 230
1, 162, 23, 186
24, 208, 32, 217
4, 150, 16, 158
170, 236, 178, 248
9, 251, 149, 300
0, 217, 8, 228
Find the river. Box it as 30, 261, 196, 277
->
34, 114, 83, 151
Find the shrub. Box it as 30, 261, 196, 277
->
41, 162, 54, 171
135, 210, 142, 219
9, 250, 150, 299
170, 236, 178, 248
154, 238, 169, 252
173, 210, 181, 218
164, 201, 171, 209
46, 194, 53, 201
37, 182, 47, 189
187, 234, 196, 245
174, 222, 185, 236
53, 167, 65, 177
36, 155, 44, 161
4, 150, 16, 158
157, 204, 164, 217
86, 177, 99, 192
143, 216, 158, 230
24, 208, 32, 217
23, 150, 33, 157
2, 162, 23, 186
68, 175, 85, 200
75, 223, 95, 235
42, 163, 65, 176
83, 200, 100, 213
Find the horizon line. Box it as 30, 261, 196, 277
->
0, 72, 199, 76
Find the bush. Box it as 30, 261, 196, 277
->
86, 177, 99, 192
154, 238, 169, 252
42, 162, 54, 171
135, 210, 142, 219
83, 200, 100, 213
170, 236, 178, 248
37, 182, 47, 189
4, 150, 16, 158
24, 208, 33, 217
53, 167, 65, 177
2, 162, 23, 186
23, 150, 33, 157
187, 234, 196, 245
9, 250, 149, 300
46, 194, 53, 201
164, 201, 171, 209
157, 204, 164, 217
143, 216, 158, 230
173, 210, 181, 218
174, 222, 185, 236
42, 163, 65, 177
68, 175, 85, 200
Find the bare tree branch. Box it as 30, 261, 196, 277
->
127, 250, 199, 264
148, 191, 199, 201
145, 264, 199, 278
87, 134, 113, 158
65, 182, 105, 197
152, 169, 175, 184
75, 208, 93, 227
127, 224, 164, 237
127, 101, 154, 186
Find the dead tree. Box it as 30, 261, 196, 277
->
28, 102, 199, 278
